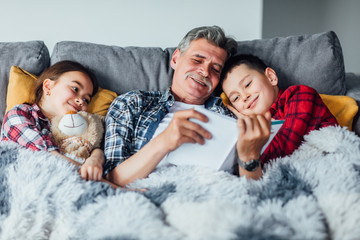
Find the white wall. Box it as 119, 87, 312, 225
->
0, 0, 262, 54
262, 0, 360, 74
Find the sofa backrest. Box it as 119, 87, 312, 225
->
50, 31, 346, 97
50, 43, 175, 95
0, 31, 346, 127
0, 41, 49, 126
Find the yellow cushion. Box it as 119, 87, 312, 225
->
319, 94, 358, 130
6, 66, 37, 112
87, 87, 118, 116
6, 66, 117, 116
220, 92, 358, 130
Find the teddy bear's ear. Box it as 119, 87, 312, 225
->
95, 113, 105, 123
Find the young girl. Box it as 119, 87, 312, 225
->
1, 60, 105, 182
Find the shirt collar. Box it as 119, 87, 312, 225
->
159, 88, 175, 104
32, 103, 49, 122
160, 87, 220, 107
270, 88, 284, 111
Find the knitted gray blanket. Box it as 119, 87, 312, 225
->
1, 126, 360, 240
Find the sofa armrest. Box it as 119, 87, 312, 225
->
345, 72, 360, 135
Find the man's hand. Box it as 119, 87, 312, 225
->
158, 108, 212, 152
236, 111, 272, 162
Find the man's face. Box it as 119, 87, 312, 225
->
170, 38, 228, 105
222, 64, 278, 115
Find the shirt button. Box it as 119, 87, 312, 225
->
153, 118, 158, 122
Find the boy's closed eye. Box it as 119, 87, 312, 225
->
232, 95, 240, 103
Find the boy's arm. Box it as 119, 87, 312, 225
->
236, 112, 271, 180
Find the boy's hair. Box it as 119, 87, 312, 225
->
177, 25, 238, 60
220, 54, 268, 83
34, 60, 98, 104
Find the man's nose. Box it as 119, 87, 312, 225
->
199, 64, 210, 77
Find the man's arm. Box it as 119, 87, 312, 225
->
106, 106, 212, 187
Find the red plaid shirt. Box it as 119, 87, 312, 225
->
1, 104, 58, 152
261, 85, 338, 164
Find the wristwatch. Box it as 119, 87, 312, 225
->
237, 157, 261, 172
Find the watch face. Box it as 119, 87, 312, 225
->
244, 160, 260, 172
238, 158, 260, 172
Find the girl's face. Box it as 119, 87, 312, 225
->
41, 71, 93, 118
222, 64, 278, 115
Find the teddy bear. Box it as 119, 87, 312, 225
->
50, 111, 105, 163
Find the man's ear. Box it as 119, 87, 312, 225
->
265, 67, 278, 86
170, 49, 181, 70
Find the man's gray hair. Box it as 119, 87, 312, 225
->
177, 25, 237, 59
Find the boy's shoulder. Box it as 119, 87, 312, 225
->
277, 85, 322, 107
284, 85, 318, 94
280, 85, 321, 101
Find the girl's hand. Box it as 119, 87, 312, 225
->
79, 148, 105, 181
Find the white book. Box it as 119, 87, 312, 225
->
166, 107, 284, 172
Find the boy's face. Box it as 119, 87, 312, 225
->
222, 64, 279, 115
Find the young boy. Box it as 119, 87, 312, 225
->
221, 54, 338, 180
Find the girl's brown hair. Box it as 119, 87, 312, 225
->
34, 60, 98, 104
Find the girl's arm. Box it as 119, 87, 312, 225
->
2, 105, 58, 152
53, 148, 106, 181
51, 149, 119, 188
79, 148, 104, 181
50, 150, 81, 166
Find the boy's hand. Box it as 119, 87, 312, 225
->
79, 148, 105, 181
236, 112, 272, 162
227, 104, 246, 119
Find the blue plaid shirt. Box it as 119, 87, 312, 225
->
103, 88, 232, 176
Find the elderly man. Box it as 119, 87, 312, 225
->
104, 26, 237, 187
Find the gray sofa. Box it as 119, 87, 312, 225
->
2, 30, 360, 240
1, 31, 360, 135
